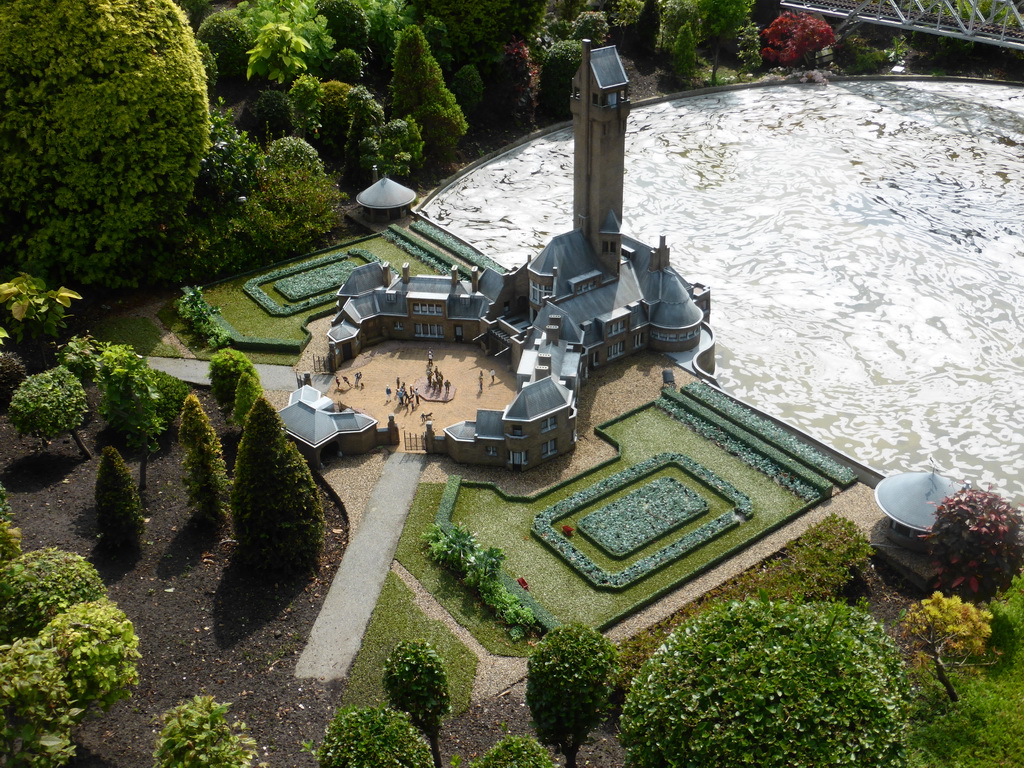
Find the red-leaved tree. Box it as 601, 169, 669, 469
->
761, 12, 835, 67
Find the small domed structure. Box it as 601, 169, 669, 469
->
356, 177, 416, 222
875, 470, 964, 551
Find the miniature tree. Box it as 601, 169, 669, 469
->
469, 735, 556, 768
209, 348, 259, 413
901, 591, 993, 702
232, 369, 263, 427
390, 25, 467, 161
40, 598, 141, 713
538, 40, 582, 119
925, 487, 1024, 601
179, 394, 230, 528
230, 397, 324, 574
7, 365, 93, 459
154, 695, 257, 768
95, 446, 146, 551
317, 706, 432, 768
621, 599, 909, 768
698, 0, 754, 84
0, 351, 26, 409
383, 640, 451, 768
760, 11, 835, 67
526, 623, 618, 768
0, 274, 82, 359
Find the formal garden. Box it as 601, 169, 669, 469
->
3, 0, 1024, 765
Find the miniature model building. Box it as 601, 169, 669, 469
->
320, 40, 715, 470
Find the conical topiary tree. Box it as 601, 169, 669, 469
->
178, 394, 230, 528
383, 640, 451, 768
208, 348, 258, 413
230, 397, 324, 574
95, 445, 145, 550
232, 369, 262, 427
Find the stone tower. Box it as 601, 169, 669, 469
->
570, 39, 631, 275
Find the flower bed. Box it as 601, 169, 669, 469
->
276, 260, 359, 302
410, 220, 506, 274
242, 249, 380, 317
681, 381, 857, 487
657, 391, 829, 501
579, 477, 708, 558
531, 453, 750, 590
383, 226, 472, 280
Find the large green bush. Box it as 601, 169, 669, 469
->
526, 624, 617, 768
316, 0, 370, 52
469, 736, 555, 768
0, 0, 210, 288
409, 0, 546, 70
317, 706, 433, 768
197, 9, 257, 78
194, 107, 264, 210
251, 89, 296, 140
154, 695, 257, 768
324, 48, 364, 83
383, 640, 450, 768
7, 366, 91, 459
0, 548, 106, 644
538, 40, 582, 119
570, 11, 609, 42
179, 394, 231, 527
266, 136, 326, 175
209, 349, 259, 412
238, 0, 335, 82
318, 80, 353, 156
450, 64, 484, 117
621, 599, 910, 768
95, 446, 146, 551
230, 397, 324, 574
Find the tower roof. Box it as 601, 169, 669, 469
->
590, 45, 628, 90
356, 177, 416, 210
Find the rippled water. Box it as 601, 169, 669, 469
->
422, 80, 1024, 499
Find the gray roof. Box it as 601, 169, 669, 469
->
279, 386, 377, 448
478, 268, 504, 302
504, 377, 572, 421
647, 270, 704, 328
529, 230, 610, 294
447, 294, 490, 319
327, 319, 360, 343
601, 210, 621, 234
591, 46, 628, 90
475, 410, 504, 438
356, 177, 416, 210
444, 421, 477, 441
338, 262, 385, 298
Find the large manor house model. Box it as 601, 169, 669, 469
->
283, 42, 716, 469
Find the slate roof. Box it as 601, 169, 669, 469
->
591, 46, 628, 90
478, 268, 505, 302
279, 386, 376, 448
529, 230, 608, 286
447, 294, 490, 319
327, 320, 360, 343
601, 210, 621, 234
475, 410, 504, 438
444, 421, 477, 441
504, 377, 572, 421
356, 177, 416, 210
338, 263, 385, 298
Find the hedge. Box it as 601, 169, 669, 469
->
242, 249, 381, 317
410, 219, 506, 275
383, 226, 472, 280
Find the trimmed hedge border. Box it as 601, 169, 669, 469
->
383, 226, 473, 280
242, 249, 381, 317
658, 390, 830, 501
410, 220, 506, 275
681, 382, 858, 487
531, 453, 750, 590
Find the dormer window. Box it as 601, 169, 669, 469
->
602, 240, 617, 254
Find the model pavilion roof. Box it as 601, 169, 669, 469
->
356, 177, 416, 210
279, 385, 376, 448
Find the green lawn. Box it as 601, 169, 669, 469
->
340, 571, 478, 716
91, 316, 179, 358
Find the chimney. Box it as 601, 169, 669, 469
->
372, 165, 379, 183
535, 353, 553, 379
402, 263, 410, 284
382, 262, 392, 285
450, 265, 459, 290
546, 314, 563, 345
651, 235, 670, 272
551, 265, 558, 296
471, 266, 480, 293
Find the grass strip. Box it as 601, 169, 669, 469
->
91, 316, 179, 358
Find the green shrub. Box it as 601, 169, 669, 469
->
0, 480, 10, 521
176, 288, 232, 349
383, 640, 450, 767
927, 487, 1024, 601
231, 398, 324, 574
538, 40, 581, 119
209, 349, 259, 412
232, 370, 263, 427
195, 106, 264, 209
7, 366, 90, 458
198, 10, 256, 79
671, 21, 698, 78
621, 600, 909, 768
179, 395, 231, 528
0, 0, 209, 288
526, 624, 617, 768
0, 637, 78, 766
319, 80, 353, 156
240, 0, 336, 83
266, 136, 325, 175
95, 446, 145, 551
571, 11, 609, 42
150, 369, 190, 434
40, 598, 140, 712
469, 735, 555, 768
56, 335, 110, 383
634, 0, 660, 55
0, 520, 21, 563
251, 89, 295, 140
345, 85, 386, 180
317, 706, 433, 768
0, 548, 106, 644
175, 0, 212, 30
154, 695, 258, 768
836, 35, 887, 74
0, 352, 26, 409
316, 0, 370, 52
324, 48, 364, 83
289, 74, 326, 138
450, 64, 484, 117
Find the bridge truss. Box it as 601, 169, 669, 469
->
780, 0, 1024, 50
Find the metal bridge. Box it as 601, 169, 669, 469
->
779, 0, 1024, 50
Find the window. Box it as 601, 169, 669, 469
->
386, 293, 397, 303
608, 319, 626, 336
415, 323, 444, 338
609, 340, 626, 359
413, 303, 443, 316
574, 280, 595, 295
511, 425, 523, 437
394, 322, 404, 331
602, 240, 617, 254
510, 450, 527, 467
634, 331, 644, 347
530, 281, 553, 305
484, 445, 498, 457
541, 439, 557, 458
541, 415, 557, 432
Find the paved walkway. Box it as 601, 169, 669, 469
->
295, 451, 426, 680
146, 356, 299, 391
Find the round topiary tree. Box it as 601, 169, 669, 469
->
154, 695, 258, 768
40, 598, 141, 713
230, 397, 324, 574
324, 48, 364, 84
7, 366, 92, 459
0, 352, 26, 410
620, 599, 910, 768
570, 11, 609, 42
251, 89, 295, 140
926, 487, 1024, 601
95, 446, 146, 551
179, 394, 231, 527
538, 39, 583, 119
317, 706, 433, 768
526, 623, 618, 768
469, 735, 556, 768
0, 547, 106, 644
383, 640, 451, 768
266, 136, 326, 175
316, 0, 370, 52
197, 9, 256, 79
0, 0, 210, 288
450, 64, 484, 117
209, 348, 259, 413
319, 80, 354, 157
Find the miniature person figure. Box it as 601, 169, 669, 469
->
385, 386, 392, 403
490, 369, 496, 384
428, 349, 433, 362
397, 389, 404, 407
354, 371, 362, 388
415, 392, 421, 406
396, 376, 400, 389
335, 375, 341, 391
444, 379, 451, 397
342, 376, 351, 388
478, 371, 484, 392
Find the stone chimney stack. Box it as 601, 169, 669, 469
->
402, 263, 410, 284
651, 235, 670, 272
382, 263, 392, 285
535, 353, 553, 379
471, 266, 480, 293
450, 265, 459, 290
546, 314, 563, 345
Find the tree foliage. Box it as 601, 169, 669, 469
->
926, 487, 1024, 600
316, 0, 370, 52
317, 706, 433, 768
761, 11, 835, 66
209, 349, 260, 413
197, 9, 257, 78
383, 640, 450, 768
194, 105, 264, 210
345, 85, 387, 180
538, 40, 582, 119
232, 370, 264, 428
0, 275, 82, 345
0, 520, 21, 564
95, 446, 146, 551
469, 735, 556, 768
390, 26, 467, 162
409, 0, 546, 70
698, 0, 754, 83
526, 624, 618, 768
154, 695, 258, 768
39, 598, 141, 713
0, 0, 210, 288
450, 64, 484, 116
621, 599, 910, 768
8, 366, 92, 459
179, 395, 231, 527
238, 0, 335, 83
230, 397, 324, 573
0, 548, 106, 644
